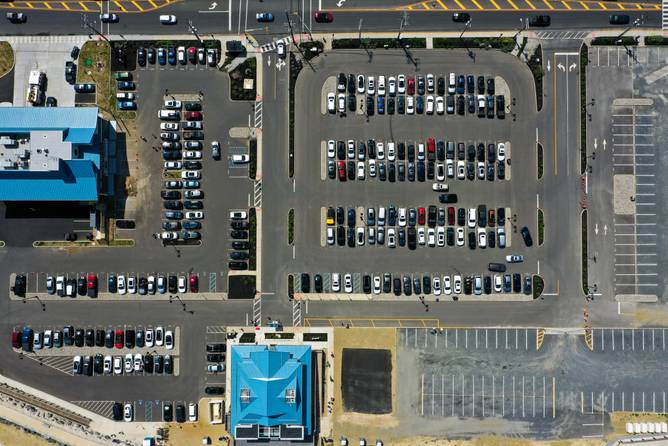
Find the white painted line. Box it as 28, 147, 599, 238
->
228, 0, 232, 30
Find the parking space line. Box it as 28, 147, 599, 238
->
465, 329, 468, 349
451, 375, 455, 416
502, 376, 505, 417
492, 376, 495, 416
512, 376, 516, 416
472, 375, 475, 417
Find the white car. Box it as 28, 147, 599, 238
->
344, 274, 353, 293
447, 159, 454, 178
373, 275, 382, 294
426, 73, 434, 92
478, 161, 485, 179
103, 356, 112, 374
338, 93, 345, 113
165, 330, 174, 350
124, 403, 133, 422
377, 142, 385, 159
497, 142, 506, 161
387, 228, 396, 248
160, 231, 178, 240
406, 96, 415, 114
427, 228, 436, 247
468, 208, 477, 228
368, 159, 376, 177
127, 276, 137, 294
367, 76, 375, 95
177, 46, 186, 64
388, 76, 396, 95
436, 96, 445, 114
327, 93, 335, 113
426, 95, 434, 114
494, 274, 503, 292
164, 161, 182, 170
56, 275, 65, 296
65, 281, 75, 297
356, 227, 364, 246
356, 74, 365, 94
432, 276, 441, 295
326, 227, 335, 245
276, 41, 286, 58
456, 227, 465, 246
453, 274, 462, 294
133, 354, 143, 372
147, 275, 155, 294
159, 14, 177, 24
347, 140, 355, 159
155, 326, 164, 346
478, 95, 486, 112
124, 354, 133, 373
207, 364, 224, 373
377, 75, 386, 95
100, 13, 119, 22
498, 227, 506, 248
397, 74, 406, 94
506, 255, 524, 263
178, 275, 187, 293
436, 164, 446, 182
230, 211, 247, 219
478, 228, 487, 248
117, 275, 126, 294
432, 183, 448, 191
181, 170, 201, 179
145, 329, 154, 347
160, 122, 179, 131
188, 402, 198, 422
164, 99, 181, 109
332, 273, 341, 292
113, 356, 123, 375
327, 140, 336, 158
443, 275, 452, 295
457, 160, 465, 180
398, 208, 407, 227
417, 143, 425, 161
357, 161, 365, 180
418, 227, 426, 245
387, 142, 395, 161
437, 226, 445, 247
43, 330, 52, 348
186, 211, 204, 220
448, 72, 456, 94
184, 151, 202, 159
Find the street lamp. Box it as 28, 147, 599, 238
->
23, 296, 45, 312
187, 20, 202, 43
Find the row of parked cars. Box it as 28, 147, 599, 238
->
327, 139, 507, 182
112, 401, 197, 423
298, 271, 533, 296
228, 211, 251, 270
73, 352, 174, 376
324, 205, 517, 250
108, 273, 199, 294
137, 46, 218, 67
327, 73, 505, 118
159, 100, 206, 241
13, 326, 174, 352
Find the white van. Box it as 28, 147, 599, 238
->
377, 207, 386, 226
159, 15, 177, 24
188, 403, 198, 422
231, 154, 250, 164
158, 110, 179, 120
448, 72, 456, 94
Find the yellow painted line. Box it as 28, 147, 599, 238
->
436, 0, 448, 8
78, 1, 88, 10
524, 0, 537, 8
421, 1, 431, 9
561, 1, 572, 9
542, 0, 554, 8
598, 1, 607, 8
580, 1, 589, 9
131, 0, 143, 11
506, 0, 519, 9
113, 0, 127, 11
148, 0, 157, 8
453, 0, 466, 9
617, 2, 624, 8
43, 2, 53, 9
60, 1, 70, 9
470, 0, 484, 9
25, 1, 33, 7
489, 0, 501, 9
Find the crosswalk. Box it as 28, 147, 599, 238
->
664, 0, 668, 30
260, 37, 292, 54
4, 35, 86, 44
254, 101, 263, 128
292, 300, 303, 327
535, 31, 589, 40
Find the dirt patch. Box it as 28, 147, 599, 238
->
165, 400, 230, 446
0, 419, 59, 446
342, 348, 391, 414
609, 412, 668, 439
0, 42, 14, 78
630, 309, 668, 327
389, 437, 604, 446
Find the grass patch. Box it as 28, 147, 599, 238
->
304, 333, 328, 342
532, 275, 544, 299
537, 142, 544, 179
591, 36, 638, 46
228, 275, 256, 299
527, 45, 543, 112
78, 41, 112, 115
433, 37, 516, 52
298, 40, 324, 60
580, 44, 588, 175
249, 208, 256, 271
288, 209, 294, 245
249, 139, 257, 180
582, 209, 588, 295
537, 209, 544, 246
229, 57, 256, 101
0, 41, 15, 77
645, 36, 668, 46
289, 53, 302, 178
333, 38, 426, 49
265, 332, 295, 340
239, 333, 256, 343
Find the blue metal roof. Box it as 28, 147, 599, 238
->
0, 160, 98, 201
0, 107, 98, 144
231, 345, 312, 438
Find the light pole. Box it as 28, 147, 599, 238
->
187, 20, 202, 43
23, 295, 45, 312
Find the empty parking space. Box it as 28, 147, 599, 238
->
401, 327, 538, 351
591, 328, 668, 352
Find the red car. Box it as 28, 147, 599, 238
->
407, 76, 415, 95
314, 11, 333, 23
427, 138, 435, 154
447, 207, 455, 226
184, 111, 202, 121
114, 330, 124, 349
488, 209, 496, 226
187, 47, 197, 63
418, 207, 426, 225
337, 161, 346, 181
11, 331, 20, 349
87, 274, 98, 298
189, 273, 198, 293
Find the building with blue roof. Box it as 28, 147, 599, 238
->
230, 344, 313, 443
0, 107, 102, 202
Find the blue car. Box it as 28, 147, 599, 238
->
256, 12, 274, 22
158, 47, 166, 65
117, 100, 136, 110
377, 96, 385, 114
117, 81, 135, 90
168, 47, 176, 65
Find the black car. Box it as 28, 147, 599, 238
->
161, 190, 181, 200
403, 276, 412, 296
439, 194, 458, 204
477, 76, 485, 94
452, 12, 470, 22
229, 262, 248, 270
154, 355, 164, 374
487, 78, 495, 95
347, 208, 356, 227
468, 231, 476, 249
413, 277, 421, 295
347, 161, 355, 180
422, 276, 431, 295
175, 404, 186, 423
529, 14, 550, 27
337, 226, 345, 246
363, 275, 371, 294
183, 161, 202, 170
347, 227, 355, 248
314, 274, 323, 293
417, 161, 425, 182
207, 343, 226, 352
398, 163, 405, 181
168, 275, 178, 293
12, 274, 26, 297
467, 162, 475, 180
230, 230, 248, 239
163, 402, 173, 422
163, 200, 183, 210
464, 276, 473, 295
456, 95, 465, 115
147, 48, 156, 64
393, 278, 401, 296
94, 354, 104, 374
486, 95, 495, 118
387, 97, 395, 114
184, 200, 203, 210
498, 207, 506, 226
513, 273, 522, 293
6, 12, 27, 23
231, 221, 249, 230
496, 95, 505, 119
348, 95, 356, 112
95, 329, 105, 347
466, 75, 475, 94
416, 95, 424, 114
125, 329, 135, 348
137, 47, 146, 66
417, 75, 425, 95
85, 329, 94, 347
82, 356, 92, 376
136, 330, 145, 348
162, 151, 181, 160
184, 102, 202, 111
366, 95, 374, 115
524, 276, 533, 295
347, 74, 356, 94
467, 95, 475, 114
484, 276, 492, 294
497, 161, 505, 179
327, 160, 336, 179
183, 221, 201, 230
446, 95, 454, 114
300, 273, 310, 293
164, 355, 173, 374
487, 143, 496, 162
446, 227, 454, 246
144, 354, 154, 373
397, 96, 405, 114
437, 76, 445, 95
407, 227, 417, 250
112, 403, 123, 421
205, 386, 224, 395
388, 163, 396, 182
521, 226, 534, 247
383, 274, 392, 293
183, 131, 204, 140
610, 14, 630, 25
104, 329, 114, 348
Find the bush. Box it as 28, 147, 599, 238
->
645, 36, 668, 46
532, 275, 544, 299
591, 36, 637, 46
580, 44, 588, 174
433, 37, 516, 53
289, 54, 302, 178
288, 209, 294, 245
304, 333, 328, 342
249, 139, 257, 180
332, 38, 426, 49
582, 210, 588, 295
249, 208, 257, 270
537, 142, 544, 179
229, 57, 256, 101
265, 333, 295, 340
288, 274, 294, 300
538, 209, 544, 246
298, 41, 324, 60
527, 45, 543, 112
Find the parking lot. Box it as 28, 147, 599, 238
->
292, 50, 541, 300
